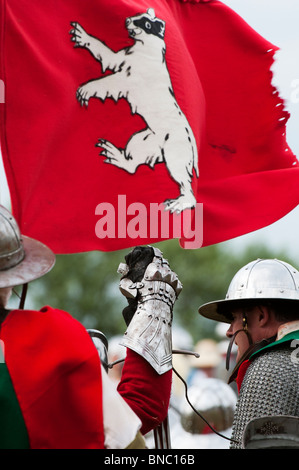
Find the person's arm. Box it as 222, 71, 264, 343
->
117, 348, 172, 435
116, 246, 182, 434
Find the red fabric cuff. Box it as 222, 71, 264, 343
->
117, 348, 172, 435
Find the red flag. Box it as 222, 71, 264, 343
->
0, 0, 298, 252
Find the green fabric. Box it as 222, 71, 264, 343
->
250, 329, 299, 360
0, 363, 30, 449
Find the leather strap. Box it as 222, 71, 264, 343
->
226, 316, 253, 371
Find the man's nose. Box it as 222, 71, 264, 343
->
226, 324, 233, 338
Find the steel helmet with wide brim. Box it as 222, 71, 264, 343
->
198, 259, 299, 324
0, 205, 55, 288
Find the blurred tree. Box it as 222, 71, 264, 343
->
22, 239, 295, 343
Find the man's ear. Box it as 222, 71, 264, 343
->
257, 305, 270, 326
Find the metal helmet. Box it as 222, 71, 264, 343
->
180, 378, 237, 434
0, 205, 55, 288
198, 259, 299, 323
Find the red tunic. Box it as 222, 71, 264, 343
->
0, 306, 105, 448
0, 306, 172, 448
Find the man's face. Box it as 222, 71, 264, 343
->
225, 304, 283, 365
226, 308, 253, 362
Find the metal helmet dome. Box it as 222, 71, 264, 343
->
198, 259, 299, 323
0, 205, 55, 288
180, 378, 236, 434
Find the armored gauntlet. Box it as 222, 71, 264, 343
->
118, 246, 182, 374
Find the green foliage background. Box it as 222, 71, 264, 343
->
19, 238, 296, 344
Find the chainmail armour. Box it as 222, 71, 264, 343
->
230, 344, 299, 449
